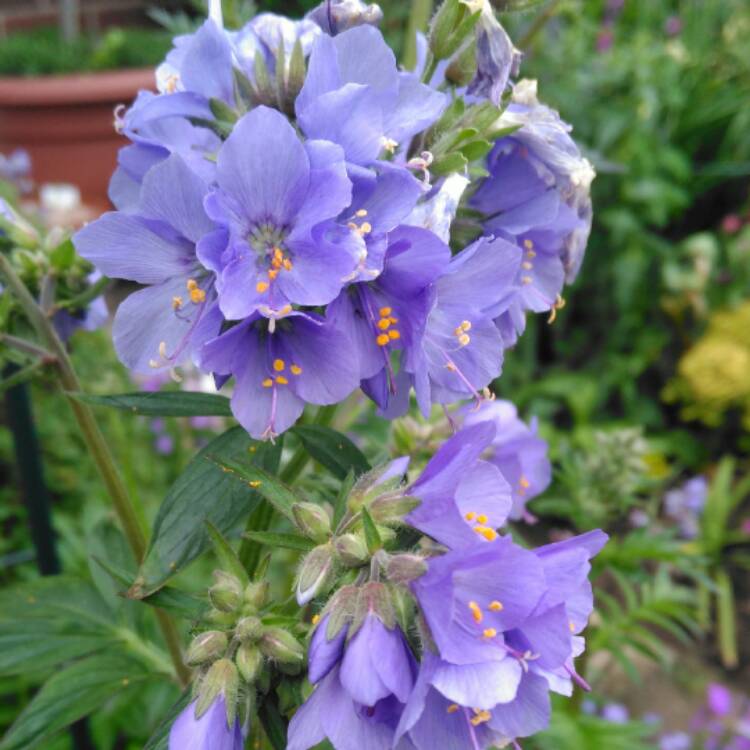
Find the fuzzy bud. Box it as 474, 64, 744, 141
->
334, 533, 369, 567
369, 494, 421, 524
186, 630, 227, 666
235, 616, 263, 643
209, 571, 243, 613
445, 39, 478, 86
243, 581, 269, 611
236, 643, 264, 683
385, 554, 428, 584
296, 544, 335, 605
292, 502, 331, 543
195, 658, 239, 722
259, 627, 305, 667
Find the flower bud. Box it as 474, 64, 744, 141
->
292, 502, 331, 543
429, 0, 482, 61
259, 627, 305, 667
385, 554, 428, 584
195, 658, 239, 722
445, 40, 478, 87
236, 643, 264, 683
351, 581, 395, 635
296, 544, 335, 605
369, 493, 421, 524
236, 616, 263, 643
186, 630, 227, 666
208, 571, 243, 612
243, 581, 269, 611
334, 533, 369, 567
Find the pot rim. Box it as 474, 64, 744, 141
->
0, 67, 155, 106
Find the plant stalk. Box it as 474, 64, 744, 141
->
0, 253, 191, 687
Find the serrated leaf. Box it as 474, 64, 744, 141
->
292, 425, 371, 480
361, 507, 382, 555
212, 458, 301, 523
0, 654, 150, 750
243, 531, 315, 552
68, 391, 232, 417
204, 522, 250, 586
130, 428, 281, 597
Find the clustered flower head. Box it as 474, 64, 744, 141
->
73, 0, 594, 441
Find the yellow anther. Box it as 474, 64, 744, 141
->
189, 287, 206, 304
312, 614, 321, 625
458, 333, 471, 347
523, 239, 534, 250
186, 279, 198, 291
446, 704, 460, 714
262, 378, 274, 388
279, 304, 292, 315
522, 261, 533, 270
461, 320, 472, 332
257, 281, 269, 293
158, 341, 168, 358
273, 246, 283, 259
360, 222, 372, 235
283, 258, 293, 271
489, 600, 504, 612
268, 269, 279, 280
483, 628, 497, 639
355, 209, 368, 218
172, 296, 183, 310
569, 620, 576, 633
377, 318, 392, 330
446, 362, 458, 372
347, 222, 359, 231
465, 511, 477, 521
273, 359, 286, 371
376, 333, 390, 347
527, 249, 537, 258
519, 476, 531, 489
389, 317, 399, 325
521, 276, 533, 285
388, 329, 401, 340
468, 601, 483, 624
379, 307, 392, 317
474, 526, 498, 542
291, 365, 302, 375
382, 137, 399, 153
477, 514, 488, 525
276, 375, 289, 385
470, 710, 492, 726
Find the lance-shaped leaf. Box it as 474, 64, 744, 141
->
130, 427, 281, 598
292, 425, 371, 479
243, 530, 315, 553
69, 391, 232, 417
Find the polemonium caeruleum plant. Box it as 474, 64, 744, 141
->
0, 1, 605, 749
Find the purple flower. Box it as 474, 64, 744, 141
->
199, 313, 359, 440
665, 15, 683, 36
307, 0, 384, 36
289, 610, 415, 750
74, 154, 223, 373
664, 476, 707, 539
0, 149, 32, 192
169, 696, 243, 750
462, 399, 551, 521
707, 684, 734, 718
467, 2, 522, 106
472, 79, 595, 290
199, 106, 357, 321
602, 703, 630, 724
296, 26, 446, 166
660, 732, 692, 750
407, 421, 512, 549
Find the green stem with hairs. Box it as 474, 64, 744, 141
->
0, 253, 191, 687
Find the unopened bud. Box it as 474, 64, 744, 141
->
259, 627, 305, 666
334, 533, 369, 567
186, 630, 227, 666
236, 643, 264, 683
351, 581, 395, 635
429, 0, 482, 61
236, 616, 263, 643
195, 658, 239, 722
243, 581, 269, 611
369, 494, 421, 524
296, 544, 335, 605
385, 554, 428, 584
209, 571, 243, 612
292, 502, 331, 543
445, 40, 477, 86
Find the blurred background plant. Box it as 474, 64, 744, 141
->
1, 0, 749, 748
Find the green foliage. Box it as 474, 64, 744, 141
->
0, 26, 172, 76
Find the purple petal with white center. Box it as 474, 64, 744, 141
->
431, 656, 523, 710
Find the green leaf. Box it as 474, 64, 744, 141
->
334, 469, 356, 528
143, 691, 192, 750
716, 569, 738, 669
361, 507, 382, 555
49, 238, 75, 271
130, 427, 281, 597
459, 139, 493, 161
0, 654, 150, 750
204, 521, 250, 586
243, 530, 315, 552
212, 458, 301, 523
431, 151, 469, 176
259, 695, 287, 750
292, 425, 371, 479
68, 391, 232, 417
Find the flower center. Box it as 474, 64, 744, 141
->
248, 224, 294, 294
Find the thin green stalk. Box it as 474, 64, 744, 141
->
0, 253, 190, 687
404, 0, 434, 70
55, 275, 110, 312
518, 0, 562, 50
0, 359, 50, 395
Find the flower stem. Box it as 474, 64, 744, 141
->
0, 253, 191, 687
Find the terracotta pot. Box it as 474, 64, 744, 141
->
0, 68, 155, 210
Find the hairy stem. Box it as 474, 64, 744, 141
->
0, 253, 191, 687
